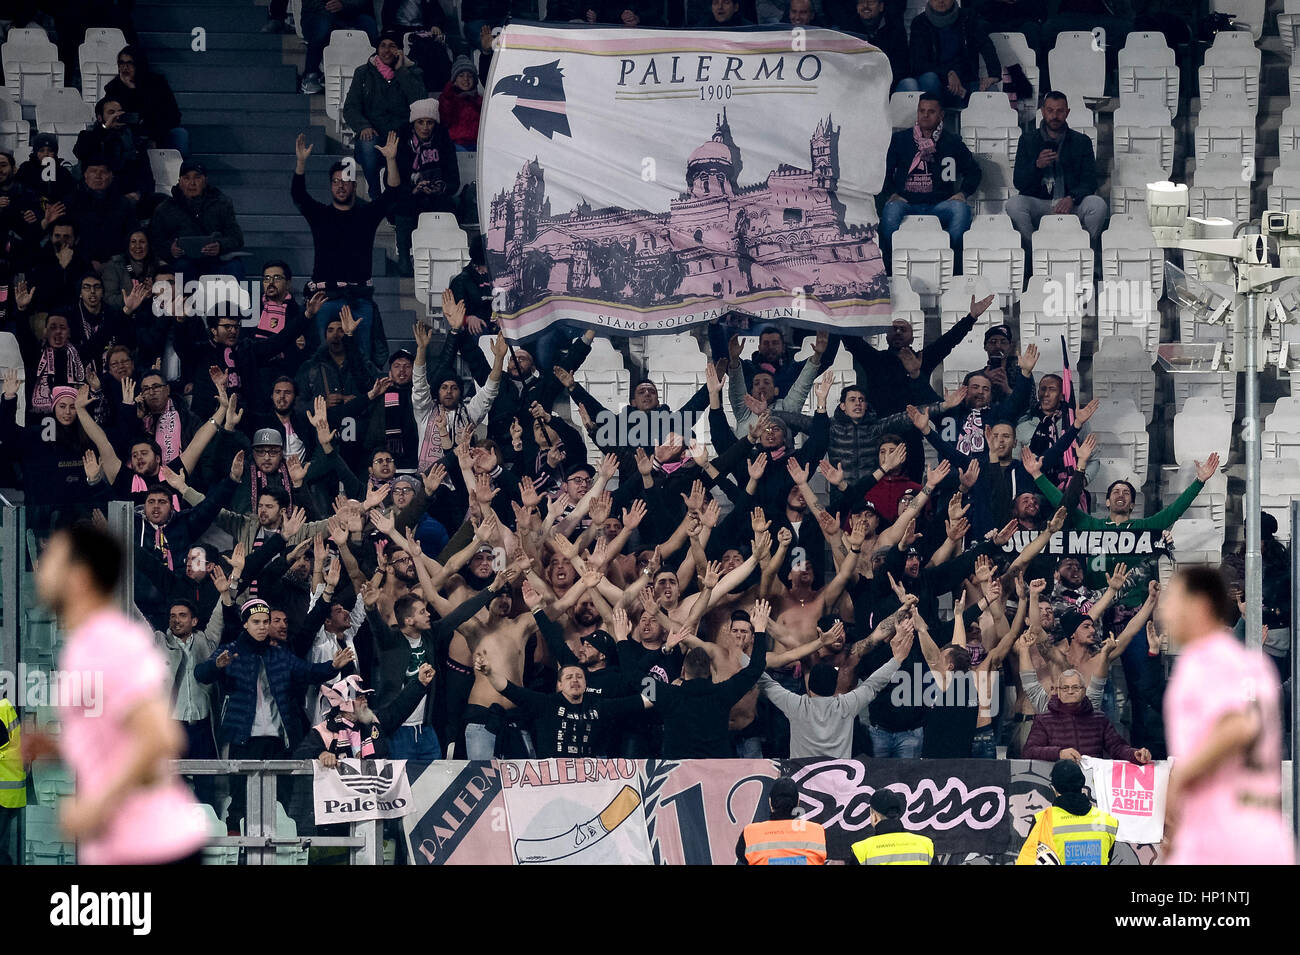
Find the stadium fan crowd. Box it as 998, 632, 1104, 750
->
0, 0, 1276, 849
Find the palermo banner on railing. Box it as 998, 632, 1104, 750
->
400, 758, 1167, 865
477, 24, 893, 341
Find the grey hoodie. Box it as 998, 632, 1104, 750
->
759, 657, 902, 758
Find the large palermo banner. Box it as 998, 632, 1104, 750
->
401, 759, 1164, 864
478, 24, 894, 340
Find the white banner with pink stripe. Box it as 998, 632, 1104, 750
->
477, 23, 894, 340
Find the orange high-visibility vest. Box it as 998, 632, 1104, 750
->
742, 818, 828, 865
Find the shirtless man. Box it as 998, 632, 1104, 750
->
453, 566, 543, 760
766, 512, 868, 655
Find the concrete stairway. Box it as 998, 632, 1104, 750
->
132, 0, 416, 343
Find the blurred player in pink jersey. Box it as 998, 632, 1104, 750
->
25, 522, 208, 864
1160, 566, 1295, 865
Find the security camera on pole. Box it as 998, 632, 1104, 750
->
1145, 181, 1300, 653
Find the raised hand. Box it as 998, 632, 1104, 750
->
294, 132, 314, 164
159, 465, 187, 490
1019, 344, 1040, 375
818, 458, 844, 487
1195, 453, 1221, 482
747, 452, 768, 483
1107, 562, 1130, 592
375, 130, 399, 160
1021, 446, 1043, 478
229, 449, 246, 482
970, 293, 995, 317
814, 369, 834, 404
82, 449, 102, 483
925, 459, 951, 490
368, 508, 396, 537
282, 506, 308, 539
286, 453, 308, 485
959, 459, 980, 490
622, 498, 648, 529
750, 506, 771, 535
1029, 577, 1047, 596
905, 403, 930, 433
786, 457, 810, 486
1075, 397, 1101, 426
941, 385, 968, 410
1047, 506, 1068, 534
750, 598, 771, 632
990, 519, 1018, 546
816, 508, 842, 539
440, 288, 466, 330
878, 442, 907, 474
1077, 432, 1098, 465
612, 605, 632, 641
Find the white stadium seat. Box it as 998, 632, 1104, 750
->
962, 213, 1024, 310
1161, 462, 1228, 538
1031, 214, 1094, 289
1111, 154, 1170, 218
412, 212, 469, 311
1283, 0, 1300, 57
1198, 57, 1260, 115
889, 91, 920, 130
2, 28, 64, 106
940, 275, 1001, 339
1092, 335, 1156, 423
1019, 274, 1083, 360
1100, 213, 1163, 304
1113, 94, 1175, 177
78, 34, 122, 105
1048, 31, 1105, 101
1264, 396, 1300, 461
1089, 397, 1150, 483
961, 91, 1019, 166
0, 95, 30, 156
1096, 300, 1160, 361
1193, 95, 1256, 168
989, 33, 1040, 114
1190, 151, 1251, 224
1261, 458, 1300, 542
33, 86, 93, 159
148, 148, 183, 191
1209, 0, 1265, 42
970, 154, 1014, 217
1172, 396, 1232, 468
1118, 32, 1178, 115
891, 215, 953, 310
323, 30, 374, 139
1281, 105, 1300, 162
1170, 518, 1226, 566
940, 337, 989, 396
1267, 157, 1300, 216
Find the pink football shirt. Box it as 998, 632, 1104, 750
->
1164, 630, 1295, 865
58, 607, 209, 864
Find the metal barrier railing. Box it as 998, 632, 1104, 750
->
173, 759, 384, 865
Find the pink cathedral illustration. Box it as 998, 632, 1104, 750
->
485, 110, 888, 313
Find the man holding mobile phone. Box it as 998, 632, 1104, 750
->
1006, 91, 1108, 253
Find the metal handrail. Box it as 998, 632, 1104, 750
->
172, 759, 383, 865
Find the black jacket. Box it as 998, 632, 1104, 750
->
883, 127, 981, 204
150, 184, 245, 261
367, 584, 498, 727
907, 5, 999, 83
656, 633, 767, 758
1011, 124, 1100, 205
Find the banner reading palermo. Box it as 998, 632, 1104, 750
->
312, 758, 413, 825
478, 24, 893, 340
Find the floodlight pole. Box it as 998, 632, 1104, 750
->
1243, 288, 1263, 651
